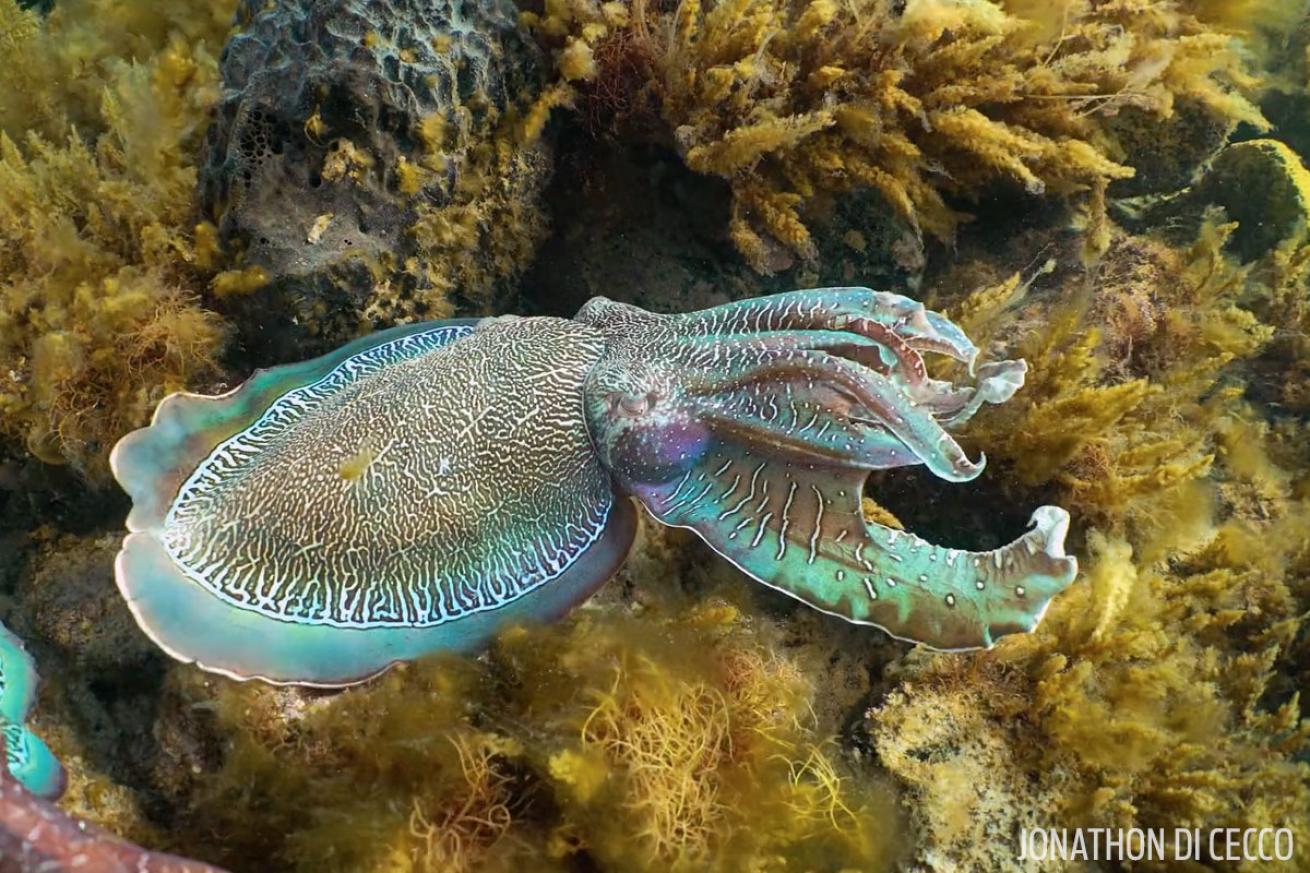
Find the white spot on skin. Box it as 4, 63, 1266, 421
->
1015, 586, 1026, 597
945, 593, 956, 607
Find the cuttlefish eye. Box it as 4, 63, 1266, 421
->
607, 391, 659, 417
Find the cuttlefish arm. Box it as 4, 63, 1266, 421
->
578, 288, 1076, 650
635, 445, 1071, 649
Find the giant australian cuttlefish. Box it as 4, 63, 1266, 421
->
109, 288, 1078, 687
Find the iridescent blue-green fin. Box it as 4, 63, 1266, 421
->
0, 622, 65, 799
630, 441, 1076, 650
113, 497, 636, 687
2, 722, 65, 799
112, 316, 637, 687
111, 319, 486, 687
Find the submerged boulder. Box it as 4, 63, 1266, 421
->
201, 0, 555, 361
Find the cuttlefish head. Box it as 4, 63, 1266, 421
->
576, 289, 1075, 652
575, 291, 1023, 492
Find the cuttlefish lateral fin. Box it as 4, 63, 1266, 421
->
0, 624, 65, 799
631, 442, 1075, 650
115, 497, 636, 687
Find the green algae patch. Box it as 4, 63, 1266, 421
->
0, 0, 237, 478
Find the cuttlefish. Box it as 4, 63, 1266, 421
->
111, 288, 1077, 687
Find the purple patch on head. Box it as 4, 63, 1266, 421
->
609, 416, 714, 487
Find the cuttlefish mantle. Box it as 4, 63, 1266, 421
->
111, 288, 1077, 687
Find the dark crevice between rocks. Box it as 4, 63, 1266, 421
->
520, 124, 932, 320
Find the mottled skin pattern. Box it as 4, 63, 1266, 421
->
113, 288, 1078, 686
164, 318, 611, 628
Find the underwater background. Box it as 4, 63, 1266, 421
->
0, 0, 1308, 870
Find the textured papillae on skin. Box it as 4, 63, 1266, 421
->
112, 288, 1076, 686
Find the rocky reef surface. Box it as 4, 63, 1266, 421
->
200, 0, 556, 362
0, 0, 1308, 871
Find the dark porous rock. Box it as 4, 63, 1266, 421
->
1106, 98, 1243, 198
202, 0, 554, 363
1115, 139, 1310, 263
